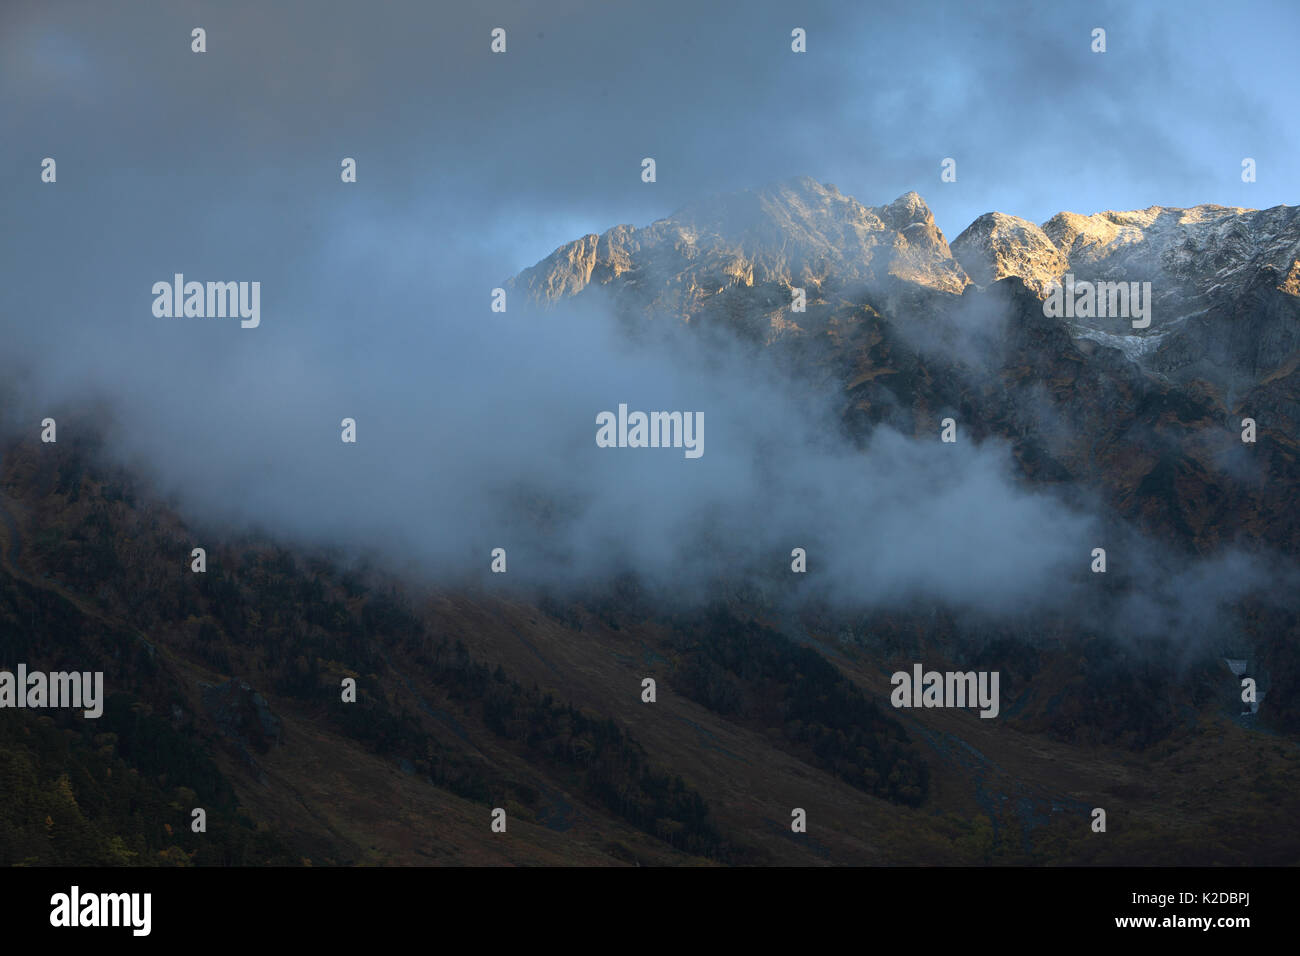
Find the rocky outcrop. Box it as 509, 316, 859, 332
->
509, 179, 1300, 556
515, 178, 1300, 391
510, 177, 969, 331
951, 212, 1068, 295
200, 678, 282, 757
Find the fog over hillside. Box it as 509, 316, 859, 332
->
4, 175, 1296, 657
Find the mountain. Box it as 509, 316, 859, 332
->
519, 176, 1300, 390
950, 211, 1068, 296
510, 177, 968, 337
956, 202, 1300, 390
516, 178, 1300, 551
5, 177, 1300, 867
5, 419, 1300, 867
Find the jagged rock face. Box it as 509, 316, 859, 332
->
515, 180, 1299, 383
510, 177, 969, 330
519, 180, 1299, 387
1040, 205, 1300, 304
948, 202, 1300, 390
1147, 267, 1300, 390
951, 212, 1069, 295
1041, 205, 1300, 347
511, 178, 1300, 555
956, 204, 1300, 310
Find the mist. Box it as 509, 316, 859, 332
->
0, 218, 1097, 608
3, 0, 1297, 652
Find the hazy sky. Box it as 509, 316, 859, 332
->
2, 0, 1295, 281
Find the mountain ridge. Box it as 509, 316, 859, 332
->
516, 177, 1298, 308
512, 177, 1300, 389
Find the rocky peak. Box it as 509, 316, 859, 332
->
509, 181, 1298, 388
950, 211, 1069, 295
952, 202, 1300, 303
951, 201, 1300, 387
877, 190, 933, 230
1036, 203, 1300, 305
510, 178, 969, 315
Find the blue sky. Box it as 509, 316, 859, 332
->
2, 0, 1295, 287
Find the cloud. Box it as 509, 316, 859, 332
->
1, 0, 1296, 648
